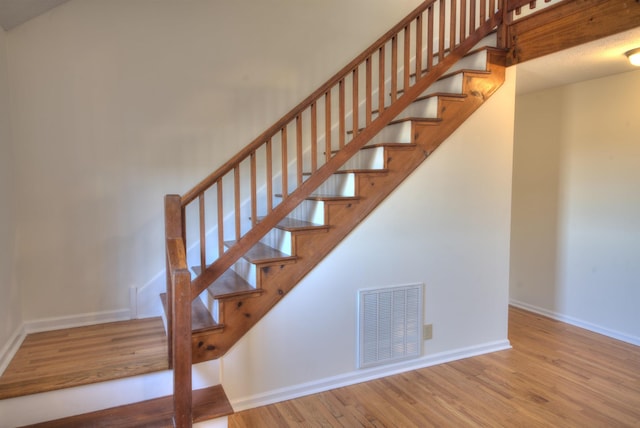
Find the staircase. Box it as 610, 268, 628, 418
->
163, 0, 509, 425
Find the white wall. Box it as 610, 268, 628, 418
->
0, 27, 21, 363
222, 68, 516, 409
6, 0, 425, 322
510, 70, 640, 345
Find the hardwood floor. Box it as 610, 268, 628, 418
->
229, 306, 640, 427
0, 317, 168, 399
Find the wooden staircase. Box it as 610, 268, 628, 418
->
163, 0, 510, 424
173, 47, 507, 364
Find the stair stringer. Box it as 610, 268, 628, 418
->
190, 49, 506, 363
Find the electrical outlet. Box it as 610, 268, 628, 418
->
423, 324, 433, 340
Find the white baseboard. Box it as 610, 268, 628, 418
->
509, 299, 640, 347
0, 308, 132, 377
229, 339, 511, 412
23, 308, 131, 334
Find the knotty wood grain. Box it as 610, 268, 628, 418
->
229, 306, 640, 427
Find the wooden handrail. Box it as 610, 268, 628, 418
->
181, 0, 441, 206
191, 1, 501, 299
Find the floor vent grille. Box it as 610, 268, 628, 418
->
358, 283, 423, 368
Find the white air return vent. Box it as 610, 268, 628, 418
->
358, 283, 423, 368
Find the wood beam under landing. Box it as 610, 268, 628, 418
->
506, 0, 640, 66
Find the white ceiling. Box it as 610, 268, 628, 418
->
0, 0, 638, 94
0, 0, 69, 31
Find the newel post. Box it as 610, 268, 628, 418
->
172, 266, 193, 427
165, 194, 193, 427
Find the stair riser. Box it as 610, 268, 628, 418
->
231, 257, 258, 288
422, 73, 464, 96
283, 199, 327, 225
198, 292, 220, 322
311, 173, 356, 197
366, 122, 414, 145
394, 96, 440, 121
260, 228, 293, 255
340, 146, 386, 170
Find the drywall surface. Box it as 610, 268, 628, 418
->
0, 27, 21, 360
510, 69, 640, 344
6, 0, 424, 321
222, 68, 516, 409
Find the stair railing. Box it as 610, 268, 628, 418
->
165, 0, 507, 425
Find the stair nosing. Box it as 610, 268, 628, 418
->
256, 216, 330, 232
275, 193, 360, 202
224, 240, 297, 265
207, 269, 262, 300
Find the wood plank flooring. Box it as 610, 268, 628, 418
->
229, 306, 640, 427
0, 317, 168, 399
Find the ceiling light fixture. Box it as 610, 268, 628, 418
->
625, 48, 640, 66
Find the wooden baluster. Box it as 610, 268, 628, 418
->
378, 46, 385, 114
234, 166, 240, 241
439, 0, 445, 61
311, 103, 317, 170
352, 67, 359, 136
481, 0, 487, 23
470, 0, 477, 32
415, 14, 423, 79
266, 139, 273, 213
391, 36, 398, 102
250, 152, 257, 227
490, 0, 496, 18
366, 57, 372, 125
281, 127, 288, 199
296, 115, 303, 186
199, 193, 205, 272
450, 0, 457, 49
427, 6, 434, 71
339, 79, 345, 148
325, 91, 332, 162
217, 180, 223, 256
403, 26, 410, 93
460, 0, 467, 42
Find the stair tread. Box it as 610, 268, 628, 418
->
396, 68, 492, 97
332, 167, 391, 173
257, 216, 330, 231
371, 92, 467, 116
414, 92, 467, 103
275, 193, 359, 202
21, 385, 233, 427
225, 240, 296, 264
208, 269, 261, 299
160, 292, 222, 332
412, 46, 504, 80
347, 117, 440, 136
330, 143, 416, 154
